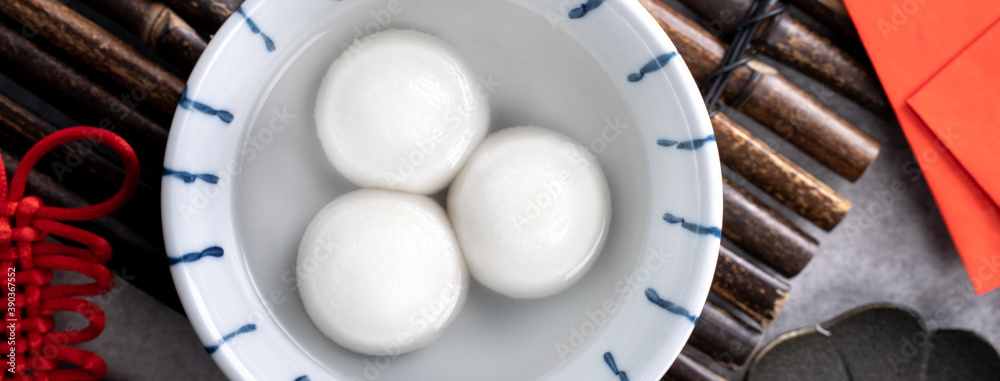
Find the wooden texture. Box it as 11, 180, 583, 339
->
722, 176, 817, 277
738, 72, 880, 181
758, 13, 888, 115
713, 245, 791, 327
713, 112, 849, 230
161, 0, 240, 33
0, 92, 126, 196
640, 0, 880, 181
787, 0, 859, 40
690, 301, 763, 369
83, 0, 208, 71
0, 0, 185, 113
677, 0, 890, 115
663, 351, 727, 381
0, 22, 168, 185
1, 148, 181, 312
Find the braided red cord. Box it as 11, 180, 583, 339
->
0, 127, 139, 380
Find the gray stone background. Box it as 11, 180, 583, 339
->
1, 0, 997, 380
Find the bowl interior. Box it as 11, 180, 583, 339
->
233, 0, 654, 379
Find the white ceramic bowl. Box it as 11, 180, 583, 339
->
162, 0, 722, 379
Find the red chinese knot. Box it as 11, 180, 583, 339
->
0, 127, 139, 380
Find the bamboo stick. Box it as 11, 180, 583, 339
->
713, 245, 791, 327
677, 0, 890, 115
786, 0, 859, 41
640, 0, 880, 181
0, 22, 169, 183
714, 112, 849, 230
0, 0, 185, 113
690, 301, 763, 369
663, 350, 727, 381
160, 0, 241, 33
722, 176, 817, 277
82, 0, 207, 71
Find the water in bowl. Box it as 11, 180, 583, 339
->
234, 0, 652, 379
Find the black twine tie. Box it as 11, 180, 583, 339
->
700, 0, 787, 116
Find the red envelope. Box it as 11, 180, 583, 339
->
908, 22, 1000, 209
843, 1, 1000, 294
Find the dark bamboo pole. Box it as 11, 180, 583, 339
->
786, 0, 859, 41
690, 301, 763, 369
81, 0, 207, 71
676, 0, 890, 115
160, 0, 240, 33
640, 0, 880, 181
1, 148, 181, 312
722, 176, 817, 277
0, 93, 127, 196
663, 350, 727, 381
0, 92, 165, 249
713, 245, 791, 327
0, 0, 185, 113
0, 22, 168, 182
714, 112, 849, 230
738, 72, 880, 180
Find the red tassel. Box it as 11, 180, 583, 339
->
0, 127, 140, 380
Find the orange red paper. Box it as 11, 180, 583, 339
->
908, 24, 1000, 209
843, 1, 1000, 294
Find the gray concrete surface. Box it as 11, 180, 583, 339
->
734, 62, 1000, 378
